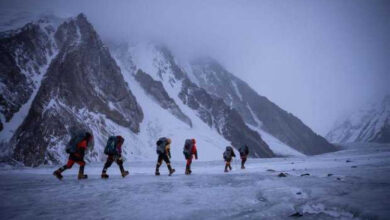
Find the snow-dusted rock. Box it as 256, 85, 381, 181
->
3, 14, 143, 166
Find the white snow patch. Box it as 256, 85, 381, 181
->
232, 80, 243, 101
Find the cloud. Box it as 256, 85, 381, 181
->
1, 0, 389, 135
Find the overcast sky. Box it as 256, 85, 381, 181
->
1, 0, 389, 135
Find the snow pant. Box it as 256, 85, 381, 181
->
241, 155, 247, 167
225, 158, 232, 171
185, 156, 193, 174
156, 153, 173, 172
186, 157, 193, 166
57, 154, 85, 174
102, 155, 125, 174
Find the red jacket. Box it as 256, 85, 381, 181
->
73, 140, 88, 158
77, 140, 88, 149
192, 144, 198, 159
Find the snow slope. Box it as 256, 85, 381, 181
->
0, 143, 389, 219
246, 103, 304, 157
113, 43, 230, 161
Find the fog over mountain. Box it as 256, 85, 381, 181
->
1, 0, 389, 136
1, 2, 390, 219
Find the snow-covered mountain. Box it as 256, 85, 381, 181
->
112, 43, 274, 159
327, 95, 390, 143
1, 14, 144, 166
0, 14, 335, 166
187, 58, 335, 155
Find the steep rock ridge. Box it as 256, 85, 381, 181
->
127, 45, 274, 157
327, 95, 390, 143
114, 43, 274, 158
190, 59, 336, 155
0, 17, 57, 136
135, 69, 192, 127
113, 45, 231, 161
190, 58, 258, 126
179, 78, 274, 157
9, 14, 143, 166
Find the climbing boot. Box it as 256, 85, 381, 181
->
121, 170, 129, 178
53, 170, 63, 180
78, 166, 88, 180
78, 173, 88, 179
101, 173, 109, 179
169, 168, 176, 176
168, 164, 175, 176
185, 165, 191, 175
155, 164, 160, 176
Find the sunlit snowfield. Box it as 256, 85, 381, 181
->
1, 143, 389, 220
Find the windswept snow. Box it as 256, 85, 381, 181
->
0, 143, 389, 219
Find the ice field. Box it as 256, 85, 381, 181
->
1, 143, 389, 220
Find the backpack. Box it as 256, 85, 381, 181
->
104, 136, 118, 155
239, 145, 248, 155
156, 137, 167, 154
183, 139, 193, 159
223, 146, 233, 159
66, 132, 85, 154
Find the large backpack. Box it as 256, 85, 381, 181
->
156, 137, 167, 154
104, 136, 118, 155
239, 145, 248, 155
183, 139, 193, 159
66, 132, 86, 154
223, 146, 233, 159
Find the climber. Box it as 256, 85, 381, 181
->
101, 136, 129, 179
53, 131, 93, 180
155, 137, 175, 176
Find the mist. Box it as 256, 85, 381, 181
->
1, 0, 389, 135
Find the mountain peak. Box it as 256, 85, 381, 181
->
327, 95, 390, 144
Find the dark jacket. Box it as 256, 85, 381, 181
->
239, 146, 249, 157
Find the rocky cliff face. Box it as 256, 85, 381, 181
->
0, 18, 57, 135
1, 14, 143, 166
189, 59, 336, 155
114, 44, 274, 158
135, 69, 192, 127
179, 78, 273, 157
327, 95, 390, 144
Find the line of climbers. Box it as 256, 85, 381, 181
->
53, 131, 250, 180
